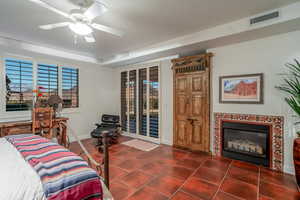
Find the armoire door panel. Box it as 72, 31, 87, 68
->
191, 96, 203, 116
176, 120, 189, 147
177, 95, 188, 115
191, 122, 202, 144
175, 76, 190, 148
176, 77, 188, 92
173, 53, 211, 153
192, 76, 203, 92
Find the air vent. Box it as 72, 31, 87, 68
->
250, 11, 279, 25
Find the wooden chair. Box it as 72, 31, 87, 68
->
32, 107, 54, 139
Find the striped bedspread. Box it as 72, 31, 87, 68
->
5, 134, 103, 200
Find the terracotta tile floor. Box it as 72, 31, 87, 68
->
69, 136, 300, 200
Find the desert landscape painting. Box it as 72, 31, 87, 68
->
219, 74, 263, 104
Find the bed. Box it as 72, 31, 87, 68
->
0, 134, 112, 200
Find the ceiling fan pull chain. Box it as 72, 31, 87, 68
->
74, 34, 78, 45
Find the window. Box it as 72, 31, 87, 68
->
5, 58, 33, 111
4, 57, 79, 112
62, 67, 79, 108
37, 64, 59, 99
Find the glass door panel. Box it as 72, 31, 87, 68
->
138, 68, 147, 136
128, 70, 137, 134
121, 71, 128, 132
149, 66, 159, 138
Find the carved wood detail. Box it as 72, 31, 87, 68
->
172, 53, 212, 152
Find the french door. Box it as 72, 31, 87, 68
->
121, 66, 160, 143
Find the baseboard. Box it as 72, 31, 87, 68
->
121, 133, 134, 138
161, 139, 173, 146
284, 164, 295, 175
121, 133, 173, 146
69, 133, 91, 142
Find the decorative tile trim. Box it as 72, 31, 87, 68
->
214, 112, 284, 172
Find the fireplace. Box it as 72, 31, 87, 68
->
222, 122, 270, 167
214, 113, 284, 172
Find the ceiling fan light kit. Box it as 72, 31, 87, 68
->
69, 23, 93, 35
84, 34, 96, 43
29, 0, 123, 43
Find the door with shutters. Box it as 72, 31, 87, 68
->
173, 53, 212, 152
120, 65, 160, 143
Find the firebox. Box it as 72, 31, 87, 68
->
222, 121, 270, 167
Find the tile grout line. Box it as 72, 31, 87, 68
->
109, 148, 156, 199
118, 152, 174, 199
211, 159, 232, 200
179, 190, 206, 200
257, 167, 261, 200
260, 179, 299, 193
122, 155, 193, 199
120, 171, 162, 200
168, 156, 208, 199
259, 168, 299, 193
119, 147, 192, 200
221, 191, 245, 200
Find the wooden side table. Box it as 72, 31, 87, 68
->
0, 117, 69, 147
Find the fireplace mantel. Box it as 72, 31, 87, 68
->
214, 112, 284, 171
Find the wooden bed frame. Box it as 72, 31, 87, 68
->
31, 107, 111, 188
101, 131, 110, 189
70, 130, 110, 190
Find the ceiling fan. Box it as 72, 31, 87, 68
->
28, 0, 124, 43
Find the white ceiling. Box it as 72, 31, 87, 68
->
0, 0, 299, 61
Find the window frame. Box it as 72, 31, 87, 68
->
1, 56, 80, 115
1, 55, 35, 116
61, 67, 79, 109
5, 58, 34, 112
37, 63, 59, 100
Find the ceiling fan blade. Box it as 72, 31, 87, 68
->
91, 23, 123, 37
28, 0, 70, 19
84, 1, 108, 20
39, 22, 70, 30
84, 34, 96, 43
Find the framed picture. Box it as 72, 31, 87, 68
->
219, 73, 264, 104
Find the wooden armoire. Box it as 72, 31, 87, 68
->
172, 53, 212, 152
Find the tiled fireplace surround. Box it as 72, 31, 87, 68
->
214, 112, 284, 172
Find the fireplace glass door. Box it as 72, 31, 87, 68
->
222, 122, 270, 166
223, 129, 267, 158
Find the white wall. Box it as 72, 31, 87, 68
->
160, 59, 174, 145
62, 64, 119, 141
209, 30, 300, 174
0, 47, 119, 141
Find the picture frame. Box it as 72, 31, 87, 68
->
219, 73, 264, 104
